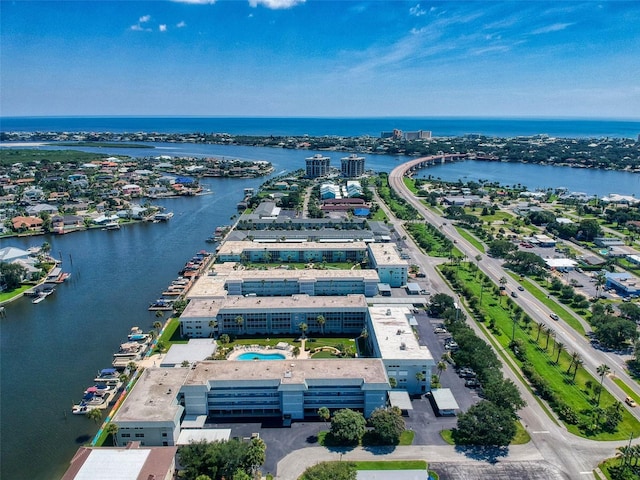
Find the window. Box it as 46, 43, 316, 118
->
135, 433, 145, 438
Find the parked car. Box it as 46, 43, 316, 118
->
465, 379, 481, 388
434, 327, 448, 334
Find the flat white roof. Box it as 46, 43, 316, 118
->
545, 258, 578, 268
388, 390, 413, 410
431, 388, 460, 411
367, 243, 406, 266
177, 429, 231, 445
217, 240, 367, 256
72, 449, 150, 480
368, 306, 433, 361
181, 294, 368, 319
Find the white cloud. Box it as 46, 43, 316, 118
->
531, 22, 573, 35
177, 21, 187, 28
159, 24, 167, 32
130, 24, 148, 31
248, 0, 305, 9
409, 4, 426, 17
139, 15, 151, 23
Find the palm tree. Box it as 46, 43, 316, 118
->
292, 346, 300, 358
316, 315, 325, 335
544, 327, 555, 351
596, 364, 611, 406
436, 361, 447, 380
153, 320, 163, 334
360, 327, 369, 340
595, 273, 606, 298
536, 322, 545, 342
86, 408, 102, 425
555, 341, 565, 364
235, 315, 244, 333
105, 422, 119, 446
298, 322, 308, 339
208, 319, 218, 337
318, 406, 330, 429
567, 351, 580, 374
572, 357, 583, 382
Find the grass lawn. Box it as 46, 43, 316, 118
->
0, 284, 32, 303
403, 177, 419, 195
371, 208, 388, 221
443, 264, 640, 440
454, 226, 485, 253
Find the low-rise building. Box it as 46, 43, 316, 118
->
367, 243, 408, 287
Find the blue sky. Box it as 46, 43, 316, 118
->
1, 1, 639, 118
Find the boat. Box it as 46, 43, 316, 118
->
94, 368, 120, 385
54, 272, 71, 283
72, 403, 94, 415
127, 326, 148, 341
154, 212, 174, 221
32, 293, 47, 304
104, 222, 120, 230
31, 288, 54, 304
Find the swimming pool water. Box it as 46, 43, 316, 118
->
236, 352, 286, 361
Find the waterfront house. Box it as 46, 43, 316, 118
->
11, 215, 43, 232
26, 203, 59, 216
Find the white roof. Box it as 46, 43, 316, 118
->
545, 258, 578, 268
73, 449, 150, 480
431, 388, 460, 410
177, 429, 231, 445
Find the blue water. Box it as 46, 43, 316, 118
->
5, 141, 636, 198
236, 352, 286, 361
2, 116, 639, 138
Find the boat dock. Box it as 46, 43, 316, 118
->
148, 250, 212, 311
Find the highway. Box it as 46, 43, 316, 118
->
386, 156, 640, 479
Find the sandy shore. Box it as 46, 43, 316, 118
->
0, 142, 47, 147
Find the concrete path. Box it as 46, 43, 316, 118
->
275, 443, 548, 480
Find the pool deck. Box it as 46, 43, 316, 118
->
226, 340, 309, 360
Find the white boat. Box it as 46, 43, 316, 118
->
104, 222, 120, 230
31, 289, 54, 304
154, 212, 174, 221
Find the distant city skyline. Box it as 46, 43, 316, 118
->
1, 1, 639, 119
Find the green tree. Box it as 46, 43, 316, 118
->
367, 407, 405, 445
330, 408, 366, 445
299, 461, 357, 480
298, 322, 308, 339
105, 422, 119, 446
318, 406, 330, 429
429, 293, 455, 316
235, 315, 244, 333
481, 377, 526, 416
596, 364, 611, 406
452, 400, 516, 446
243, 437, 266, 475
0, 262, 27, 290
86, 408, 102, 425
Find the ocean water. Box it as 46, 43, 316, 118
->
1, 116, 639, 139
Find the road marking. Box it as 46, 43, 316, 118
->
531, 430, 550, 434
579, 472, 593, 475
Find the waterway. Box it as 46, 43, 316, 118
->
0, 143, 637, 480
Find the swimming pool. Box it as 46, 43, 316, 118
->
236, 352, 286, 361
